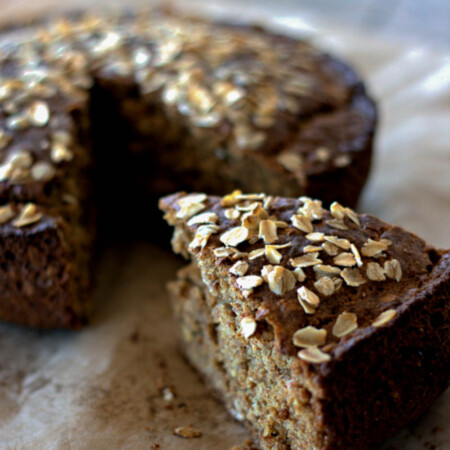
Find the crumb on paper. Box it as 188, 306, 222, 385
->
162, 386, 175, 402
156, 376, 177, 403
173, 425, 202, 438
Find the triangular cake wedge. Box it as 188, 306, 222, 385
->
160, 191, 450, 450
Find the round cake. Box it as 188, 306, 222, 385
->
0, 9, 376, 328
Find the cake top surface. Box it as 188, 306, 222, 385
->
0, 9, 373, 210
161, 191, 447, 363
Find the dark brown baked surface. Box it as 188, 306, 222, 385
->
0, 203, 92, 327
160, 191, 450, 449
0, 9, 376, 328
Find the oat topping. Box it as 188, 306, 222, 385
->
229, 260, 249, 276
242, 213, 261, 231
315, 146, 330, 162
333, 252, 357, 267
214, 246, 247, 260
176, 194, 207, 219
187, 212, 219, 226
12, 203, 42, 227
350, 243, 363, 267
361, 238, 392, 258
235, 126, 266, 150
0, 204, 15, 224
332, 312, 358, 337
330, 201, 345, 220
30, 161, 56, 181
263, 196, 273, 210
323, 235, 351, 250
237, 202, 263, 214
224, 208, 240, 220
220, 226, 250, 247
0, 150, 33, 183
0, 8, 370, 321
345, 207, 361, 227
322, 241, 339, 256
26, 101, 50, 127
313, 264, 341, 278
0, 129, 12, 150
248, 248, 265, 260
334, 154, 351, 167
290, 252, 322, 268
189, 224, 220, 249
333, 277, 343, 292
293, 267, 307, 282
262, 265, 296, 295
277, 151, 303, 172
305, 232, 325, 242
240, 317, 257, 339
291, 214, 314, 233
341, 268, 366, 287
221, 190, 243, 207
293, 326, 327, 348
265, 245, 283, 264
298, 198, 324, 221
384, 259, 402, 282
371, 309, 397, 327
326, 218, 349, 230
298, 347, 331, 363
314, 276, 336, 296
298, 299, 316, 314
297, 286, 320, 310
50, 143, 74, 164
259, 220, 278, 244
303, 245, 322, 253
5, 114, 29, 130
366, 262, 386, 281
236, 275, 264, 294
236, 193, 266, 202
274, 220, 289, 229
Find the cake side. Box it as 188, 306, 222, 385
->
168, 264, 322, 449
0, 203, 92, 328
314, 253, 450, 448
160, 191, 450, 449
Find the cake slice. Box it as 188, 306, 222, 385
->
160, 191, 450, 450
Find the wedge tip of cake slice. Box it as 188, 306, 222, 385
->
159, 191, 450, 450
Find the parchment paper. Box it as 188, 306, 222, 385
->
0, 1, 449, 449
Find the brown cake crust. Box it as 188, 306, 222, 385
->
0, 203, 92, 327
160, 191, 450, 449
316, 254, 450, 448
